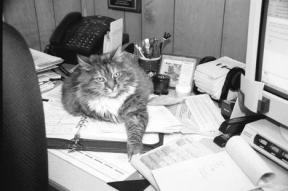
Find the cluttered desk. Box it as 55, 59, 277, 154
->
34, 48, 288, 191
32, 0, 288, 190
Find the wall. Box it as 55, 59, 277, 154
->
3, 0, 250, 62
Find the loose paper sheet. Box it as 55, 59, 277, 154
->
240, 75, 264, 112
173, 94, 224, 136
49, 149, 136, 182
103, 18, 123, 53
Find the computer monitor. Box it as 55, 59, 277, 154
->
245, 0, 288, 128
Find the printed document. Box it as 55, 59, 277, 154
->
130, 135, 217, 190
152, 136, 275, 191
49, 149, 136, 182
103, 18, 123, 53
171, 94, 224, 136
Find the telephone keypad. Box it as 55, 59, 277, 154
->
64, 16, 114, 55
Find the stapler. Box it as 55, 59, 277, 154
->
213, 115, 265, 147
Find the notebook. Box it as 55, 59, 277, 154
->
46, 114, 164, 153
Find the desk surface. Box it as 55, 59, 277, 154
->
48, 135, 288, 191
46, 67, 288, 190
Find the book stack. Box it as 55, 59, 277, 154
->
30, 48, 64, 92
194, 56, 245, 100
30, 48, 64, 73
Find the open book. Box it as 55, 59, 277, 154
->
130, 135, 217, 190
42, 84, 183, 152
131, 136, 275, 191
152, 136, 275, 191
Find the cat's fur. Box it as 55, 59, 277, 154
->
61, 48, 153, 158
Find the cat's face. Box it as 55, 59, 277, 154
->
77, 51, 137, 98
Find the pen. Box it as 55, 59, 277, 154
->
160, 32, 171, 53
135, 44, 146, 58
39, 80, 57, 85
49, 77, 62, 81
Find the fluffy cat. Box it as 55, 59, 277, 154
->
61, 48, 153, 159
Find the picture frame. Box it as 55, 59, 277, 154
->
159, 54, 198, 88
108, 0, 141, 13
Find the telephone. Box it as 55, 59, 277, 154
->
213, 114, 265, 147
45, 12, 129, 65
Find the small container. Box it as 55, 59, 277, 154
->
138, 56, 162, 77
175, 84, 192, 97
152, 74, 170, 95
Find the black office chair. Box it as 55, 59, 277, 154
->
2, 23, 57, 191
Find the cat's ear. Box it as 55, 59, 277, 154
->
96, 46, 123, 63
78, 54, 92, 71
88, 46, 123, 64
89, 54, 100, 63
112, 46, 123, 57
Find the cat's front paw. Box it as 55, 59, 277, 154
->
127, 142, 143, 160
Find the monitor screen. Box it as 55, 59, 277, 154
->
257, 0, 288, 100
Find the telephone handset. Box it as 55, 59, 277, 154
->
48, 12, 114, 56
45, 12, 118, 65
49, 12, 83, 46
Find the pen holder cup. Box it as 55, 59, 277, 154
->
138, 56, 162, 78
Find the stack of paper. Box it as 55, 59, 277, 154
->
168, 94, 224, 136
38, 71, 61, 93
30, 48, 64, 73
194, 56, 245, 100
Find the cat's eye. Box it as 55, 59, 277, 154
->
113, 72, 122, 78
94, 77, 106, 82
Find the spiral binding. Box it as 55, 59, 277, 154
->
68, 115, 88, 152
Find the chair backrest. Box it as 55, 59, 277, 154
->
2, 23, 49, 191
